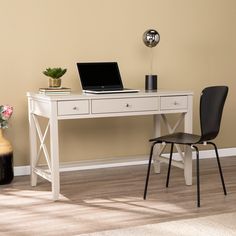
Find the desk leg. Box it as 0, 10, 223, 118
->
28, 100, 38, 187
50, 111, 60, 201
153, 114, 161, 173
184, 146, 192, 185
184, 96, 193, 185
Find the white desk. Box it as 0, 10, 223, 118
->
27, 90, 193, 200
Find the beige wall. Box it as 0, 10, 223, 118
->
0, 0, 236, 166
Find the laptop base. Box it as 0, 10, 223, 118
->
83, 89, 140, 94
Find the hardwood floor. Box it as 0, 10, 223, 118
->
1, 156, 236, 235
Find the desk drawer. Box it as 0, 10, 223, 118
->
58, 100, 89, 115
92, 97, 158, 114
160, 96, 187, 110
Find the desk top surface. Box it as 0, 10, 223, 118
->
27, 90, 193, 101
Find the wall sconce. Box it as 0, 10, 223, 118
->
143, 29, 160, 91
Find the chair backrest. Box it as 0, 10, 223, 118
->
199, 86, 228, 142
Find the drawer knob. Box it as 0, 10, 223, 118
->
174, 101, 178, 105
126, 103, 130, 107
73, 107, 78, 110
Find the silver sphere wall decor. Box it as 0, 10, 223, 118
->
143, 29, 160, 48
143, 29, 160, 91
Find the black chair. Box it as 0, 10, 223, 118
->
144, 86, 228, 207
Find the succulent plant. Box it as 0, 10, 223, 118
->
43, 67, 67, 79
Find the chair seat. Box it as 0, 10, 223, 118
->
150, 132, 201, 145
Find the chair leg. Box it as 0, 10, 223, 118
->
166, 143, 174, 188
144, 142, 157, 200
208, 142, 227, 195
192, 145, 200, 207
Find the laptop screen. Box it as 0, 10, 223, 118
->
77, 62, 124, 90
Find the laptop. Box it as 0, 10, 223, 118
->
77, 62, 139, 94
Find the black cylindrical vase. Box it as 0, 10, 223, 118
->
145, 75, 157, 91
0, 152, 13, 184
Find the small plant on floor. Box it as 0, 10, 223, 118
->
0, 105, 13, 129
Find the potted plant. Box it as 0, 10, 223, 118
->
0, 105, 14, 184
43, 67, 67, 88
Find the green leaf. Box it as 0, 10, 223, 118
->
42, 67, 67, 79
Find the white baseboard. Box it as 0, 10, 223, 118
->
163, 147, 236, 161
14, 147, 236, 176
